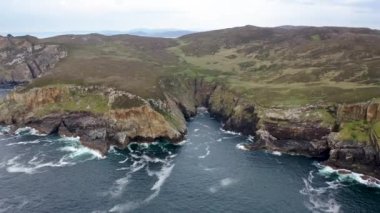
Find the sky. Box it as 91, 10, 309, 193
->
1, 0, 379, 34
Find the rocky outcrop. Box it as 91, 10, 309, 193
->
337, 100, 380, 122
324, 100, 380, 178
250, 107, 335, 158
167, 77, 380, 177
251, 107, 335, 159
0, 35, 67, 84
0, 85, 187, 155
326, 132, 380, 178
1, 75, 380, 178
208, 86, 259, 135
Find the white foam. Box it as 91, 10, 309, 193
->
108, 146, 123, 156
220, 178, 237, 186
209, 177, 238, 193
216, 138, 222, 142
202, 166, 217, 172
300, 171, 341, 213
197, 107, 208, 113
0, 197, 28, 213
0, 126, 10, 135
106, 161, 146, 198
109, 201, 141, 213
247, 135, 254, 142
198, 145, 210, 159
119, 157, 129, 164
5, 136, 104, 174
110, 175, 131, 198
236, 143, 249, 151
14, 127, 46, 136
201, 124, 210, 129
6, 139, 41, 146
317, 164, 380, 188
173, 139, 188, 146
219, 128, 241, 136
57, 136, 105, 160
141, 155, 166, 163
130, 161, 146, 173
151, 164, 175, 191
271, 151, 282, 156
110, 163, 175, 212
6, 155, 72, 174
56, 136, 80, 144
59, 144, 105, 160
194, 128, 200, 132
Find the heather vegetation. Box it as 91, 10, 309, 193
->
23, 25, 380, 108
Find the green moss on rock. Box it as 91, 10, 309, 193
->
338, 121, 370, 142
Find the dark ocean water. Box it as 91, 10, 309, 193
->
0, 91, 379, 212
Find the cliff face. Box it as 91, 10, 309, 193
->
0, 85, 187, 154
326, 101, 380, 177
0, 76, 379, 178
183, 81, 334, 158
337, 101, 380, 122
252, 107, 335, 158
0, 35, 67, 84
167, 77, 380, 178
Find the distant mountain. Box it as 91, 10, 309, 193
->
126, 29, 196, 38
1, 29, 196, 39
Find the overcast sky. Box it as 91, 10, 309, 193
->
1, 0, 379, 34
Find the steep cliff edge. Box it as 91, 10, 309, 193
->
0, 85, 187, 154
326, 101, 380, 178
166, 76, 380, 178
0, 35, 67, 84
1, 27, 380, 179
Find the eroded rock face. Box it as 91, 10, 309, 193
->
250, 107, 334, 158
163, 77, 380, 178
0, 86, 187, 155
2, 75, 380, 178
0, 35, 67, 83
208, 86, 258, 135
337, 100, 380, 122
326, 132, 380, 178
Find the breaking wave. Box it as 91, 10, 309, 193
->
316, 163, 380, 189
270, 151, 282, 156
107, 141, 178, 212
219, 128, 241, 136
0, 126, 10, 135
6, 154, 72, 174
5, 136, 104, 174
6, 139, 42, 146
300, 171, 342, 213
14, 127, 46, 136
236, 143, 249, 151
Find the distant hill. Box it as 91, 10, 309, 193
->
1, 29, 196, 39
127, 29, 196, 38
2, 25, 380, 106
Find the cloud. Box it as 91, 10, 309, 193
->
0, 0, 379, 33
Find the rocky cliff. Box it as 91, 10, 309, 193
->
0, 35, 67, 84
165, 77, 380, 178
0, 85, 187, 154
1, 28, 380, 179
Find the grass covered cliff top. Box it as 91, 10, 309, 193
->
20, 25, 380, 107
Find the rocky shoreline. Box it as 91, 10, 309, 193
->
0, 78, 379, 179
1, 33, 379, 181
0, 85, 187, 155
168, 78, 380, 179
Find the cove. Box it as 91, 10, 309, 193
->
0, 110, 379, 213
